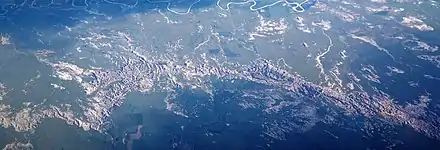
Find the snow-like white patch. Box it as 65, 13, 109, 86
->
402, 39, 438, 52
350, 34, 396, 61
401, 15, 434, 31
312, 20, 332, 30
371, 0, 386, 3
295, 17, 312, 33
387, 66, 405, 74
250, 15, 288, 40
50, 83, 66, 90
0, 83, 7, 101
0, 34, 11, 45
2, 141, 33, 150
418, 55, 440, 68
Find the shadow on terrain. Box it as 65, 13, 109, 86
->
108, 80, 272, 150
0, 0, 218, 50
108, 79, 440, 150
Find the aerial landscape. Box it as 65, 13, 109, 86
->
0, 0, 440, 149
